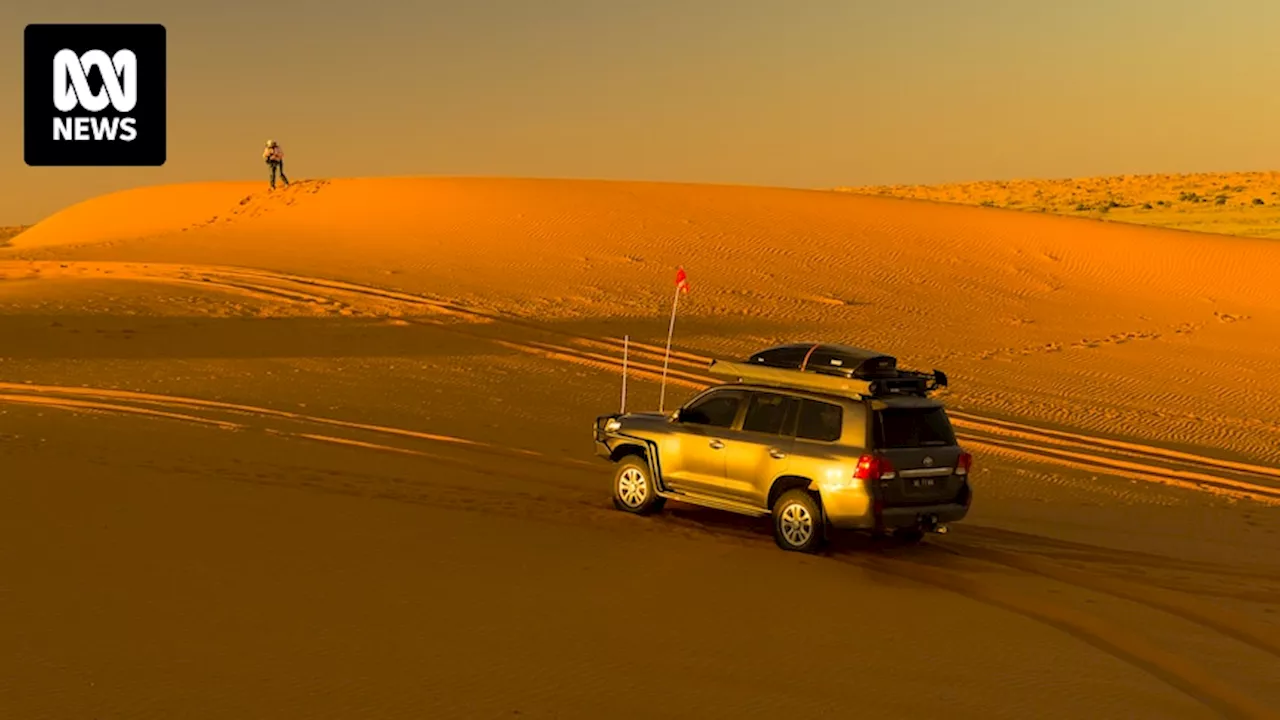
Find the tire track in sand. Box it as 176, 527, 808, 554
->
0, 381, 596, 476
831, 549, 1276, 720
937, 539, 1280, 659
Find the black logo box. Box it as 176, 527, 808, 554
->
24, 23, 166, 167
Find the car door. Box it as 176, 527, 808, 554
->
663, 388, 746, 494
717, 391, 799, 507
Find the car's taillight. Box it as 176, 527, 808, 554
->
956, 452, 972, 476
854, 454, 895, 481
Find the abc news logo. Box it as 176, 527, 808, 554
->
54, 49, 139, 142
25, 24, 166, 166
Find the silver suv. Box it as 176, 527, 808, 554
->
593, 343, 973, 553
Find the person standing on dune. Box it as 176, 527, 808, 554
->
263, 139, 289, 190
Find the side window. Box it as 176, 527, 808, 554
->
681, 391, 742, 428
741, 392, 798, 435
796, 400, 842, 442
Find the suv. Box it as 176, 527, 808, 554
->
593, 343, 973, 553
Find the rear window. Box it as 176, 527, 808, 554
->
874, 407, 956, 448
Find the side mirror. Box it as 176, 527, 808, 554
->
671, 408, 683, 422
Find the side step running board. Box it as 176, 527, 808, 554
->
656, 489, 770, 518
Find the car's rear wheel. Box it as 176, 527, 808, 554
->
612, 456, 665, 515
772, 489, 825, 553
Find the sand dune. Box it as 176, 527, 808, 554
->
2, 177, 1280, 719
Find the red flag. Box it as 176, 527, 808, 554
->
675, 266, 690, 294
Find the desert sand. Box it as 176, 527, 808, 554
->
839, 171, 1280, 240
1, 177, 1279, 719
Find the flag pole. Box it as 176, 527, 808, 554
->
620, 335, 629, 413
659, 285, 680, 413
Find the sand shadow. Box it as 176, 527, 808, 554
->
0, 311, 812, 362
655, 501, 955, 559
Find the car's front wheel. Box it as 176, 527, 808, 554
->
612, 456, 665, 515
772, 489, 825, 553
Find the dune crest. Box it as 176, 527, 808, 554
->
12, 176, 1280, 301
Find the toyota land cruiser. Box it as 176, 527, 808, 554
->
593, 343, 973, 553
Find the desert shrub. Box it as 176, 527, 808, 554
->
1215, 195, 1228, 205
1179, 191, 1201, 202
1253, 197, 1265, 205
1142, 202, 1153, 209
1074, 203, 1089, 211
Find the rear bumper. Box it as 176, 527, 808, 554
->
821, 484, 971, 530
877, 503, 969, 530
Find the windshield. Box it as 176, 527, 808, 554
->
874, 406, 956, 448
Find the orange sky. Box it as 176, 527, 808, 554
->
3, 0, 1279, 225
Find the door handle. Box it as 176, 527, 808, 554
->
769, 448, 786, 459
709, 439, 725, 449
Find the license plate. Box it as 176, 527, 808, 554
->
907, 477, 938, 492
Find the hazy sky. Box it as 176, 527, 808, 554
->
3, 0, 1279, 224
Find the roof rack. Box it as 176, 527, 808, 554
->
709, 360, 879, 396
709, 343, 948, 398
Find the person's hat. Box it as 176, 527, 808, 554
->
266, 139, 276, 146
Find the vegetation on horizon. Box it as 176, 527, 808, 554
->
836, 171, 1280, 240
0, 225, 30, 247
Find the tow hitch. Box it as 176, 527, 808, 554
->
920, 514, 949, 535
